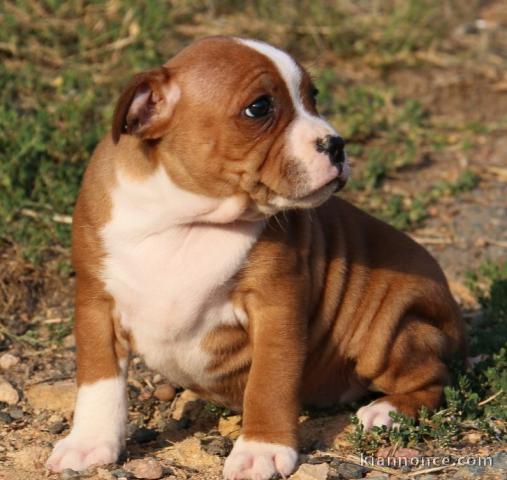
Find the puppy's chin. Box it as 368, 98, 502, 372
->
289, 160, 350, 210
252, 179, 342, 217
292, 179, 343, 209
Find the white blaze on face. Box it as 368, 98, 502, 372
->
237, 38, 348, 195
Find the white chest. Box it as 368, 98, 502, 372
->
100, 167, 262, 388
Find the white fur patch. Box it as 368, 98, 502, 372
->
356, 400, 398, 430
46, 375, 127, 472
237, 39, 304, 112
101, 166, 262, 388
223, 435, 298, 480
237, 38, 349, 199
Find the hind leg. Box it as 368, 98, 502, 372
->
355, 315, 455, 429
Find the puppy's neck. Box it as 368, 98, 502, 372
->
108, 158, 258, 241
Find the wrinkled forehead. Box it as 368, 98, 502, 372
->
165, 36, 307, 103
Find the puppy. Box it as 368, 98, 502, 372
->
47, 36, 465, 479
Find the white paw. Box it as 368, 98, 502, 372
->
223, 436, 297, 480
356, 400, 398, 430
46, 434, 121, 472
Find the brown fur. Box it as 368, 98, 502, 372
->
199, 202, 465, 445
71, 36, 466, 455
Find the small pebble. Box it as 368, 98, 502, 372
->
152, 374, 162, 384
6, 406, 23, 420
335, 461, 368, 479
131, 427, 158, 444
200, 436, 233, 457
61, 468, 81, 479
63, 334, 76, 349
111, 469, 134, 479
153, 384, 176, 402
291, 462, 329, 480
0, 353, 19, 370
123, 458, 163, 479
305, 455, 334, 465
0, 412, 13, 424
463, 431, 483, 444
491, 451, 507, 470
464, 464, 487, 475
48, 420, 66, 434
0, 377, 19, 405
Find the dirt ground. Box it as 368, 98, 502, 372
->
1, 1, 506, 480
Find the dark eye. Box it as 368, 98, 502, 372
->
311, 87, 319, 100
244, 95, 273, 119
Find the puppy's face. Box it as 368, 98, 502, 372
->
113, 36, 349, 219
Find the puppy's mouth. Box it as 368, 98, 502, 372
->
292, 178, 340, 207
253, 162, 349, 215
291, 162, 349, 207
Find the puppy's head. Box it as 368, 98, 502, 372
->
112, 36, 349, 220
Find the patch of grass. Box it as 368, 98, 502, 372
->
377, 193, 428, 231
466, 261, 507, 356
1, 0, 177, 264
328, 85, 431, 193
367, 170, 479, 231
0, 0, 480, 266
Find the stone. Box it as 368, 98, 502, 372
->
48, 420, 66, 434
464, 464, 487, 476
335, 461, 368, 479
291, 462, 330, 480
63, 334, 76, 348
153, 384, 176, 402
200, 436, 233, 457
164, 437, 222, 473
491, 451, 507, 470
24, 380, 76, 413
0, 377, 19, 404
0, 411, 13, 423
305, 455, 334, 464
131, 427, 158, 444
463, 432, 483, 444
123, 457, 163, 479
0, 353, 19, 370
61, 468, 81, 479
6, 406, 23, 419
111, 469, 135, 479
376, 446, 419, 459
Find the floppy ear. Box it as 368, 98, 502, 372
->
112, 66, 180, 144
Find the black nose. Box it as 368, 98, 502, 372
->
315, 135, 346, 165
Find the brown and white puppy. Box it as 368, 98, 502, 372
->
46, 36, 465, 479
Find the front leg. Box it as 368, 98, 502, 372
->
224, 294, 306, 480
46, 280, 129, 472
